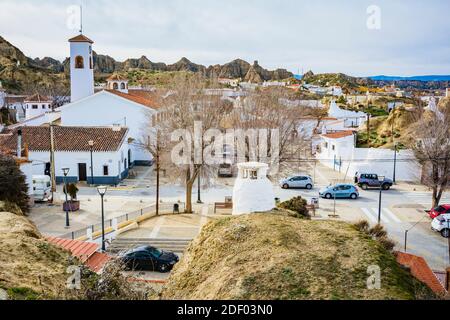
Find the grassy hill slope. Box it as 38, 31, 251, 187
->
161, 211, 434, 300
0, 210, 75, 299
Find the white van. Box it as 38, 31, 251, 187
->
32, 175, 52, 202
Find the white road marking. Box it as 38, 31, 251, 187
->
361, 208, 377, 223
383, 208, 401, 223
149, 216, 165, 238
371, 208, 390, 223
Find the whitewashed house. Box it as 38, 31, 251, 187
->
0, 126, 130, 185
24, 94, 53, 120
328, 100, 367, 128
57, 34, 159, 165
316, 131, 421, 182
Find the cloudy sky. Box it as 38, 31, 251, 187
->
1, 0, 449, 76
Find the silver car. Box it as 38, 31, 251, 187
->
280, 175, 314, 190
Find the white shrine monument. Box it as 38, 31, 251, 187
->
232, 162, 275, 215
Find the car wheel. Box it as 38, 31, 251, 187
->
306, 184, 313, 190
361, 184, 369, 190
382, 184, 391, 191
282, 184, 289, 189
441, 229, 450, 238
350, 193, 358, 200
325, 193, 332, 199
158, 263, 169, 273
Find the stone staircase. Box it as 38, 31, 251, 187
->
107, 238, 192, 255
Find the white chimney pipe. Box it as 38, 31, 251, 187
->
17, 129, 22, 158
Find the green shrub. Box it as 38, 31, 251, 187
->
63, 183, 79, 201
278, 197, 310, 219
0, 154, 30, 214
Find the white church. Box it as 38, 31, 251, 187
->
59, 34, 158, 166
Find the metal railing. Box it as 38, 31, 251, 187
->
59, 202, 186, 240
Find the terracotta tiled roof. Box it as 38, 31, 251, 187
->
24, 93, 51, 103
47, 237, 98, 263
85, 252, 112, 273
0, 126, 128, 153
107, 74, 128, 82
396, 252, 447, 296
322, 130, 354, 139
106, 89, 159, 109
5, 96, 26, 104
47, 237, 111, 273
68, 34, 94, 44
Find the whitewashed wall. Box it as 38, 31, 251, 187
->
19, 161, 34, 200
60, 91, 155, 164
28, 139, 129, 184
317, 136, 421, 182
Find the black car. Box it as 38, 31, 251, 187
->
120, 246, 179, 273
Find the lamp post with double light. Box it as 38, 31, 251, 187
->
377, 175, 385, 224
62, 168, 70, 228
97, 186, 108, 252
88, 140, 94, 186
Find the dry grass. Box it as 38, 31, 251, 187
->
161, 211, 435, 300
0, 212, 76, 299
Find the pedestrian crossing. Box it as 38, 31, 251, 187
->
361, 207, 402, 224
404, 192, 450, 207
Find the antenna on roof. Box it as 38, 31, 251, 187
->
79, 4, 83, 34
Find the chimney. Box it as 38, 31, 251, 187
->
17, 129, 22, 158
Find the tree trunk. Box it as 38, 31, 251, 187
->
185, 181, 194, 213
432, 187, 440, 208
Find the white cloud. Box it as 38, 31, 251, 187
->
0, 0, 449, 76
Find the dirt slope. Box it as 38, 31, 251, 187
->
161, 212, 434, 300
0, 212, 75, 299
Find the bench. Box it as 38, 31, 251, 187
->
214, 202, 233, 213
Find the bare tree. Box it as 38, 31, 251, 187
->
230, 87, 310, 178
411, 102, 450, 208
146, 73, 227, 213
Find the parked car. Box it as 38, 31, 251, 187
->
32, 175, 52, 202
428, 204, 450, 219
319, 184, 359, 200
119, 245, 179, 272
218, 163, 233, 177
355, 173, 393, 190
431, 214, 450, 238
279, 175, 314, 190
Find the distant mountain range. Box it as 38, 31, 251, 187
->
369, 75, 450, 82
0, 35, 294, 93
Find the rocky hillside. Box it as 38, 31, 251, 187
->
0, 35, 293, 93
161, 211, 434, 300
0, 36, 68, 93
303, 71, 371, 91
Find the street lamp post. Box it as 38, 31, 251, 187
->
97, 186, 108, 252
393, 143, 398, 184
377, 175, 385, 224
88, 140, 94, 186
197, 167, 202, 204
62, 168, 70, 228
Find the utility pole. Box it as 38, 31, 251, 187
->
366, 94, 371, 147
393, 143, 398, 184
49, 124, 56, 203
155, 134, 160, 216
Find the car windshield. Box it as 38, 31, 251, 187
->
434, 206, 445, 212
148, 247, 163, 257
